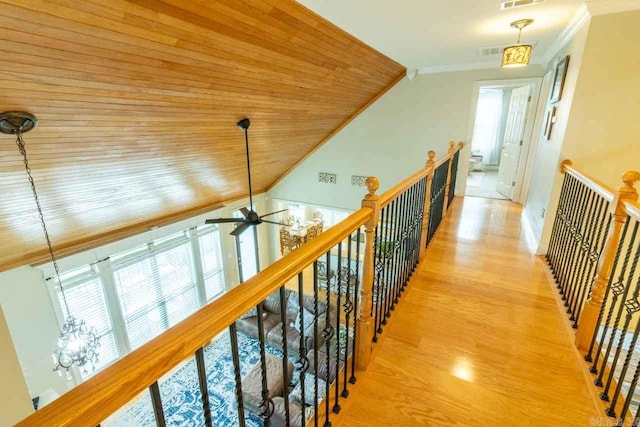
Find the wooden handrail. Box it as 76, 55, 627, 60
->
17, 208, 373, 427
624, 199, 640, 221
379, 166, 433, 208
561, 160, 616, 202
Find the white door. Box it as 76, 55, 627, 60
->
497, 85, 531, 199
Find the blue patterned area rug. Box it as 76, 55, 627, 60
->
104, 331, 286, 427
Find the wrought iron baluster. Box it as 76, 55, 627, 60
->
397, 187, 410, 297
313, 261, 320, 427
558, 176, 581, 296
600, 223, 640, 402
342, 234, 354, 397
333, 242, 342, 414
547, 174, 570, 272
590, 218, 632, 367
278, 287, 291, 425
229, 323, 246, 427
297, 272, 308, 427
565, 189, 596, 318
378, 205, 391, 329
607, 282, 640, 419
372, 212, 382, 342
386, 196, 400, 315
323, 251, 333, 427
560, 178, 588, 300
256, 303, 274, 425
149, 381, 166, 427
554, 175, 576, 291
350, 228, 362, 384
195, 348, 212, 427
412, 178, 427, 274
595, 221, 639, 387
571, 196, 607, 326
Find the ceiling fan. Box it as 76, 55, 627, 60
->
206, 118, 289, 236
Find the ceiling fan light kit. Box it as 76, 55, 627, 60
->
502, 19, 534, 68
205, 118, 290, 236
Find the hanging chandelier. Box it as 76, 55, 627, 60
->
0, 111, 100, 379
502, 19, 534, 68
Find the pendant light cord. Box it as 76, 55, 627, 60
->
15, 132, 71, 317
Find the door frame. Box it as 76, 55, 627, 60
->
458, 77, 543, 203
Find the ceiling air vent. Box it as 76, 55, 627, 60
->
500, 0, 544, 10
479, 46, 504, 56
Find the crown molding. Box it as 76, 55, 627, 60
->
417, 61, 499, 75
586, 0, 640, 16
416, 56, 547, 75
542, 3, 591, 64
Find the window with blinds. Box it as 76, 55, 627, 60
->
49, 223, 229, 381
198, 226, 225, 301
112, 237, 199, 350
55, 267, 119, 378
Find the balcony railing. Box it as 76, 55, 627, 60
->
17, 142, 464, 426
547, 160, 640, 426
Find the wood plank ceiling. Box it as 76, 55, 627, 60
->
0, 0, 404, 271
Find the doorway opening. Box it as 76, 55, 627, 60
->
463, 78, 542, 203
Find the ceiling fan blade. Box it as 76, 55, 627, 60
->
261, 220, 291, 227
230, 222, 252, 237
259, 209, 289, 219
240, 207, 250, 218
205, 218, 244, 224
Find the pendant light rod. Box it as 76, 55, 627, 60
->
510, 19, 534, 44
238, 118, 254, 211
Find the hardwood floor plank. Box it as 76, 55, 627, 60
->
338, 197, 600, 426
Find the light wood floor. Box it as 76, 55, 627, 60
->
337, 197, 600, 426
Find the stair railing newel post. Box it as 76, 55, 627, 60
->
575, 166, 640, 352
356, 176, 381, 370
443, 141, 455, 212
419, 150, 436, 261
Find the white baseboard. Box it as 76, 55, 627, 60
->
521, 211, 542, 255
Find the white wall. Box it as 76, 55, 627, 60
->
0, 194, 273, 404
523, 21, 591, 252
0, 306, 35, 424
269, 66, 545, 210
525, 9, 640, 253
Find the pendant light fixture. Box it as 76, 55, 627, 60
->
0, 111, 100, 379
502, 19, 534, 68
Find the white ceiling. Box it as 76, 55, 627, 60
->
296, 0, 585, 70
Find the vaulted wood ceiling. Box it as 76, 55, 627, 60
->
0, 0, 404, 271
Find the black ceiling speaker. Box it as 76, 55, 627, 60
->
205, 118, 289, 236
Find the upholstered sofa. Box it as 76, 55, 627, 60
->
236, 289, 332, 354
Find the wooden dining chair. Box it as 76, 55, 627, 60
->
280, 227, 302, 255
280, 227, 294, 255
305, 224, 319, 242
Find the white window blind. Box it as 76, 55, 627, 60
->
56, 269, 118, 377
198, 226, 225, 300
112, 239, 199, 350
